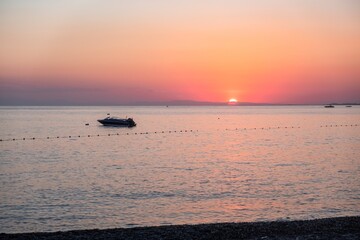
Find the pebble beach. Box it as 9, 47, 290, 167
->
2, 216, 359, 240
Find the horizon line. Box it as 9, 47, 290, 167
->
0, 100, 359, 107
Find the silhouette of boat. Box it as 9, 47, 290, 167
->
324, 105, 334, 108
98, 117, 136, 127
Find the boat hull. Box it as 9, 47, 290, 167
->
97, 119, 136, 127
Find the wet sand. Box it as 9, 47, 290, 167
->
1, 216, 359, 240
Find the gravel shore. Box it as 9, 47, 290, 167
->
1, 216, 359, 240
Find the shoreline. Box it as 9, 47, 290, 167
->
1, 216, 359, 240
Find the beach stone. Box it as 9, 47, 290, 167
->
1, 216, 359, 240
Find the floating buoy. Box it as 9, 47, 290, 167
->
85, 123, 89, 126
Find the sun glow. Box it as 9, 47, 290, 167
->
228, 98, 238, 103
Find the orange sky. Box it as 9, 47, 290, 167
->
0, 1, 360, 105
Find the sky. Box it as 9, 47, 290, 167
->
0, 0, 359, 105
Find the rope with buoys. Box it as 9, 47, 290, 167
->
1, 123, 359, 142
0, 129, 198, 142
224, 123, 359, 132
225, 126, 301, 131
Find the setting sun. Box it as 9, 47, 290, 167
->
228, 98, 238, 103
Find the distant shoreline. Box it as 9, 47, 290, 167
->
0, 103, 359, 107
2, 216, 359, 240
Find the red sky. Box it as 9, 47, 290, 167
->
1, 1, 360, 105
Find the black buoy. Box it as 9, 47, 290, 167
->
85, 123, 89, 126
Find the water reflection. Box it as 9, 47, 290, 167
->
0, 106, 359, 233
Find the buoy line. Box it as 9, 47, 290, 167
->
1, 123, 358, 142
0, 129, 198, 142
225, 126, 301, 131
225, 123, 359, 132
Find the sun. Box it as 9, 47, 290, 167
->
228, 98, 238, 103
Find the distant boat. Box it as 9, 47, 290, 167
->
324, 105, 334, 108
98, 117, 136, 127
346, 105, 352, 107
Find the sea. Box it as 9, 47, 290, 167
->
0, 106, 359, 233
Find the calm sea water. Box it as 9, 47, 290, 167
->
0, 106, 359, 233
